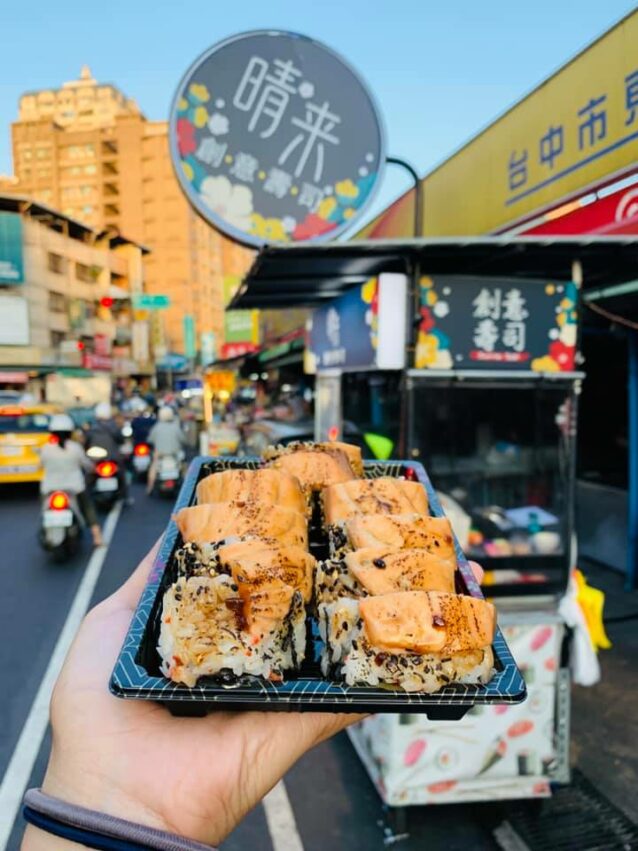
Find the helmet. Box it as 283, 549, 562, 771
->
95, 401, 112, 420
158, 406, 175, 422
49, 413, 75, 433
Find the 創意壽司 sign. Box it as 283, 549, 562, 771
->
169, 31, 385, 247
415, 276, 578, 373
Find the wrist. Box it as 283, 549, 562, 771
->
40, 758, 171, 836
22, 824, 85, 850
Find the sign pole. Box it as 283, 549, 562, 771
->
386, 155, 422, 457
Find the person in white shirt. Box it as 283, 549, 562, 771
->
146, 406, 186, 494
40, 413, 103, 547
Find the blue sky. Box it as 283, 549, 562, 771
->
0, 0, 634, 223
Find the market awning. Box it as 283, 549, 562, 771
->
230, 236, 638, 309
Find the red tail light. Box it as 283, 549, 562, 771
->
404, 466, 418, 481
49, 491, 70, 510
134, 443, 150, 456
96, 460, 118, 477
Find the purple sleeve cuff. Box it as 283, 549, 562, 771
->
24, 788, 217, 850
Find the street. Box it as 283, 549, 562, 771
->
0, 481, 508, 851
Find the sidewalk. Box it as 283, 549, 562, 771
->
570, 560, 638, 823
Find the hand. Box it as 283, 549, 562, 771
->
24, 543, 365, 848
25, 549, 485, 848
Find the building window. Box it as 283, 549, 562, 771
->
35, 147, 51, 160
75, 262, 98, 283
50, 330, 66, 348
48, 291, 67, 313
47, 252, 66, 274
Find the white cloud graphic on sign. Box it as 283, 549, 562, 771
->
208, 113, 229, 136
200, 176, 253, 232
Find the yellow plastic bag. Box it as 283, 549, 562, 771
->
574, 569, 612, 651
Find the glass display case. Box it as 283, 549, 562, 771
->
406, 373, 581, 599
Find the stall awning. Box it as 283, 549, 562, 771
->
230, 236, 638, 309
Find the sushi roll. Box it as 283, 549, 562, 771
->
315, 547, 456, 605
329, 512, 455, 561
174, 501, 308, 549
265, 444, 357, 493
196, 467, 308, 517
319, 591, 495, 693
158, 573, 306, 687
321, 477, 429, 526
175, 536, 316, 603
264, 440, 363, 478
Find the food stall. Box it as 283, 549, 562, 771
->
230, 236, 638, 808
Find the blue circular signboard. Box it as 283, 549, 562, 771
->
169, 31, 386, 247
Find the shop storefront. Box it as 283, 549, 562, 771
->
231, 235, 638, 807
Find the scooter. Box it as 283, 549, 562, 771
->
131, 441, 152, 481
39, 490, 83, 562
153, 453, 182, 498
87, 445, 122, 510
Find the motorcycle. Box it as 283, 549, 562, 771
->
87, 445, 122, 509
153, 453, 182, 498
131, 441, 152, 481
39, 490, 83, 562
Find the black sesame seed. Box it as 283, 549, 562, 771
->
372, 558, 386, 569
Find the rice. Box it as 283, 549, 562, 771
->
158, 575, 306, 687
318, 597, 494, 693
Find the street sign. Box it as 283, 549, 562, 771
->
0, 213, 24, 284
183, 314, 196, 359
169, 30, 386, 247
132, 294, 171, 310
415, 276, 578, 372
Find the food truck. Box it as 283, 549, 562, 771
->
230, 235, 638, 807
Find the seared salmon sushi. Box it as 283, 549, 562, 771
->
315, 547, 456, 605
319, 591, 495, 693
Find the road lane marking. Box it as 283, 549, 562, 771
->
0, 501, 123, 850
262, 780, 305, 851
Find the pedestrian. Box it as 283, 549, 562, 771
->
146, 406, 186, 494
40, 414, 103, 547
20, 545, 484, 849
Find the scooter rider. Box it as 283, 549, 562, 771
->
87, 402, 132, 505
146, 405, 186, 494
40, 414, 103, 547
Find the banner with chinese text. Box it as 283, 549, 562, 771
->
416, 276, 578, 372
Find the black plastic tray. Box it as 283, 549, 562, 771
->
110, 457, 527, 719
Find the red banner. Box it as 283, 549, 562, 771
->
525, 181, 638, 236
220, 342, 259, 360
83, 353, 113, 371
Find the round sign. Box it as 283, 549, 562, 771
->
169, 31, 386, 247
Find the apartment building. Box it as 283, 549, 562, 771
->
6, 67, 254, 354
0, 194, 151, 374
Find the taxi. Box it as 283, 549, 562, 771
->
0, 403, 60, 484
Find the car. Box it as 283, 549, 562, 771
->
0, 403, 61, 484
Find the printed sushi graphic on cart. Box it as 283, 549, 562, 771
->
348, 622, 563, 806
416, 276, 578, 372
170, 31, 385, 247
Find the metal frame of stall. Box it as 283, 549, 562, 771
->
230, 237, 638, 805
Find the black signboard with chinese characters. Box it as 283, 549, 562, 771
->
415, 276, 578, 372
169, 31, 385, 247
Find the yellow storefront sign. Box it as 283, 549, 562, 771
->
357, 10, 638, 237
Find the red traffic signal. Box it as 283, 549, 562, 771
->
100, 296, 114, 308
